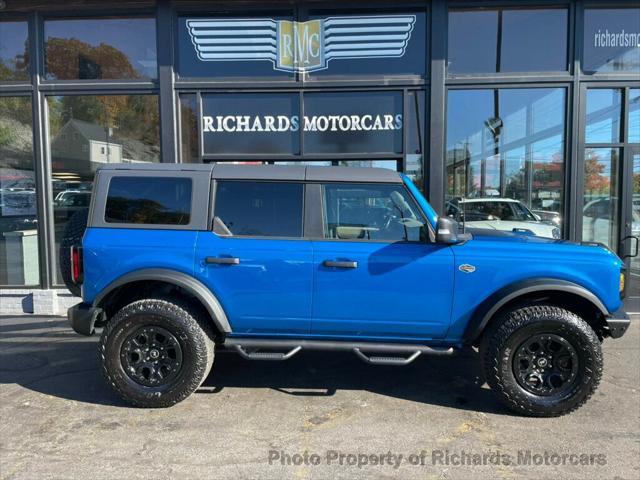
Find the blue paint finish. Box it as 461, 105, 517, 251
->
82, 179, 624, 346
194, 233, 313, 335
444, 233, 623, 341
82, 228, 199, 303
311, 240, 454, 338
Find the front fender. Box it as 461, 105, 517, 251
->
461, 278, 608, 344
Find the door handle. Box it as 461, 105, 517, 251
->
205, 256, 240, 265
323, 260, 358, 269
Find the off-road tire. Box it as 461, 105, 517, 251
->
99, 298, 215, 408
481, 305, 602, 417
59, 208, 89, 296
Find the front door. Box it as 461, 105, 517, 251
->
625, 145, 640, 311
195, 180, 312, 335
311, 182, 455, 340
581, 87, 640, 311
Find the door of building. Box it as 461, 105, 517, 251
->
580, 86, 640, 312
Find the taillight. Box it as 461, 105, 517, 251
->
70, 245, 83, 284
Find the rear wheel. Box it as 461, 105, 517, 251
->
99, 298, 215, 408
481, 305, 602, 417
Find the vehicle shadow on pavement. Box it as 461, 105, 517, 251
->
0, 317, 509, 414
199, 348, 509, 415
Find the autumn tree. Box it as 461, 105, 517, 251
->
44, 37, 140, 80
584, 150, 612, 194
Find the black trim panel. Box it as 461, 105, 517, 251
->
93, 268, 231, 333
68, 302, 104, 336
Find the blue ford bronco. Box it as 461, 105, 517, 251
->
65, 163, 629, 415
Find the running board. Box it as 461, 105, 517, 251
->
224, 338, 454, 364
353, 348, 421, 366
233, 345, 301, 361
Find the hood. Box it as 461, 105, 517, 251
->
465, 227, 621, 263
466, 227, 566, 244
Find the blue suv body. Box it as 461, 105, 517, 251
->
67, 164, 629, 415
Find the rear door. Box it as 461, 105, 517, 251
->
194, 180, 312, 335
310, 182, 455, 340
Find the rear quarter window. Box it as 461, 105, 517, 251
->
105, 176, 192, 225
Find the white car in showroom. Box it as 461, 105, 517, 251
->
446, 197, 561, 239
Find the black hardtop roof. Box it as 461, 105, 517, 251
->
97, 163, 403, 183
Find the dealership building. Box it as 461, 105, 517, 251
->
0, 0, 639, 314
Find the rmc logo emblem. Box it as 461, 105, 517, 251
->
186, 15, 416, 73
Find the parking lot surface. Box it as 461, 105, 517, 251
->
0, 315, 638, 480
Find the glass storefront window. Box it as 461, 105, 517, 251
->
585, 89, 622, 144
582, 148, 620, 249
583, 8, 640, 74
406, 90, 425, 190
629, 89, 639, 144
337, 160, 398, 170
448, 8, 568, 74
44, 17, 157, 80
446, 88, 566, 238
0, 21, 29, 81
179, 94, 199, 163
48, 94, 160, 284
0, 96, 39, 285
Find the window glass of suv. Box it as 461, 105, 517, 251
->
322, 183, 426, 242
105, 177, 192, 225
213, 181, 304, 237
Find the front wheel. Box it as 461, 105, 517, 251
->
481, 305, 602, 417
99, 298, 215, 408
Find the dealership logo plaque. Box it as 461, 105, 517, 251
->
186, 15, 416, 73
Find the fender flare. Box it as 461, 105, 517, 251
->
463, 278, 609, 344
93, 268, 231, 333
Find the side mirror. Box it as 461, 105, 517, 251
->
436, 216, 471, 245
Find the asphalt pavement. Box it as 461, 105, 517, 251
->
0, 315, 638, 480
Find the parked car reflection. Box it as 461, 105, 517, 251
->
446, 197, 561, 238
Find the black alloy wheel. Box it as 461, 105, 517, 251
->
512, 333, 579, 396
121, 325, 184, 387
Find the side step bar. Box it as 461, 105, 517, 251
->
233, 345, 302, 361
224, 338, 454, 366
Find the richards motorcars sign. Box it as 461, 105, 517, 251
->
202, 114, 403, 133
186, 15, 416, 73
200, 92, 404, 155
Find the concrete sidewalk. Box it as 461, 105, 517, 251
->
0, 315, 638, 479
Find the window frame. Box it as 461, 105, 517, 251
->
90, 170, 210, 231
210, 179, 307, 240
